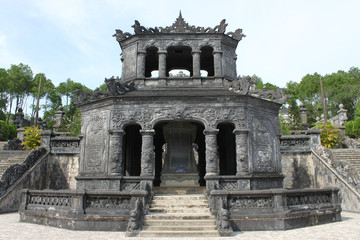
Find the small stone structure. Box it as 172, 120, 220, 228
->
19, 14, 341, 235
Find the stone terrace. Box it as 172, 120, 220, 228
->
0, 211, 359, 240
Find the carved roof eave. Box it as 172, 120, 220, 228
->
113, 14, 245, 46
117, 32, 240, 50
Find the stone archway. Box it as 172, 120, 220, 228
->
153, 121, 205, 187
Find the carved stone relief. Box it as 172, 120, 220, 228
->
250, 114, 276, 172
110, 106, 246, 130
85, 196, 131, 209
84, 115, 107, 173
230, 197, 273, 208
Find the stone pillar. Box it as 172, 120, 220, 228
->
204, 129, 219, 176
53, 106, 65, 129
300, 103, 308, 130
40, 130, 52, 150
192, 51, 201, 77
17, 128, 25, 140
213, 51, 223, 77
158, 51, 167, 78
306, 129, 321, 150
338, 103, 348, 126
14, 108, 24, 128
136, 51, 146, 78
108, 130, 125, 176
233, 129, 249, 175
140, 130, 155, 176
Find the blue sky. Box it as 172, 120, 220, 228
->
1, 0, 359, 90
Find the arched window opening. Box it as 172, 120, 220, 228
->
200, 70, 208, 77
150, 70, 159, 78
166, 46, 192, 76
169, 69, 190, 77
124, 124, 142, 176
200, 46, 214, 77
217, 122, 236, 175
145, 47, 158, 78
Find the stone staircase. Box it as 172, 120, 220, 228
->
140, 187, 220, 237
0, 150, 31, 178
331, 149, 360, 175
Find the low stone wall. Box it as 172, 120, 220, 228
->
210, 187, 341, 231
0, 148, 49, 213
311, 150, 360, 212
19, 189, 149, 232
280, 133, 360, 212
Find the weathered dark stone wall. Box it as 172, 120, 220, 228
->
0, 152, 79, 213
281, 152, 314, 189
280, 135, 360, 212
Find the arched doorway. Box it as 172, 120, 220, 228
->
217, 122, 236, 175
123, 124, 142, 176
153, 121, 205, 186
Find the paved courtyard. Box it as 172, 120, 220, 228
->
0, 211, 359, 240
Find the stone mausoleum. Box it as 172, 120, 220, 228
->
19, 14, 341, 236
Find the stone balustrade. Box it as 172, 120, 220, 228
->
209, 187, 341, 231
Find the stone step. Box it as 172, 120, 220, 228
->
154, 186, 206, 194
143, 219, 216, 226
143, 225, 217, 231
145, 212, 215, 220
153, 194, 207, 201
139, 230, 220, 237
152, 199, 208, 204
149, 207, 210, 213
151, 203, 209, 208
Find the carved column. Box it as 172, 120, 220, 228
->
136, 51, 146, 78
158, 51, 167, 78
192, 51, 201, 77
204, 129, 219, 176
233, 129, 249, 175
213, 51, 223, 77
140, 130, 155, 176
108, 130, 125, 176
300, 103, 308, 130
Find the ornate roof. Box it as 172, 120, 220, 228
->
113, 12, 245, 42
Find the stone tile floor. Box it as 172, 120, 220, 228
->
0, 211, 359, 240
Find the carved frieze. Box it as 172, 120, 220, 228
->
29, 195, 71, 207
110, 106, 246, 130
287, 194, 331, 206
230, 197, 273, 208
121, 182, 140, 191
85, 196, 131, 209
218, 181, 237, 190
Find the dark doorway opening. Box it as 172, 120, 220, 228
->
217, 123, 236, 175
124, 124, 142, 176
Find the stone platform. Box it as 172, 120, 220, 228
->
1, 211, 359, 239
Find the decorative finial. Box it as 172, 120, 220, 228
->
179, 10, 182, 19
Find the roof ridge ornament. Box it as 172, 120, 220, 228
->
113, 13, 246, 42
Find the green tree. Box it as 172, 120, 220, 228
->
323, 67, 360, 121
56, 78, 91, 105
345, 117, 360, 138
6, 63, 34, 121
0, 68, 8, 111
30, 73, 55, 121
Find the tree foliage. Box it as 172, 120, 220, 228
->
345, 117, 360, 139
317, 122, 343, 149
21, 126, 41, 150
0, 120, 17, 141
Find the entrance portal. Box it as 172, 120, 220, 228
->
154, 121, 204, 187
